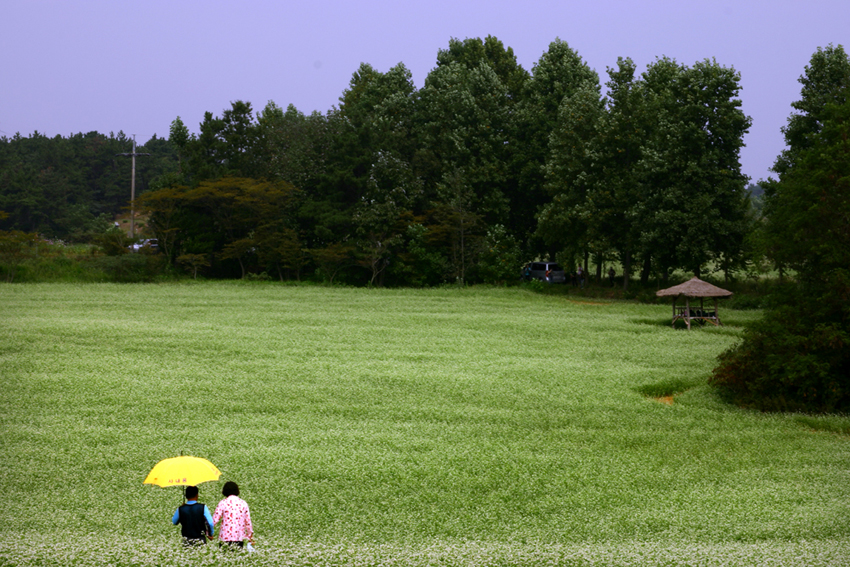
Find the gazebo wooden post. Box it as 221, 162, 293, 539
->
714, 297, 719, 326
685, 297, 691, 330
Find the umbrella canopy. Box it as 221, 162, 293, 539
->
143, 456, 222, 488
655, 277, 733, 298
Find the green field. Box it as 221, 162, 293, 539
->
2, 283, 848, 566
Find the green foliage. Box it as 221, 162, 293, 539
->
711, 284, 850, 412
185, 101, 260, 181
726, 292, 763, 311
0, 37, 776, 289
93, 226, 133, 256
541, 56, 752, 288
0, 229, 39, 282
774, 44, 850, 176
391, 223, 449, 286
418, 36, 530, 244
477, 224, 522, 284
711, 47, 850, 412
514, 39, 600, 252
0, 131, 178, 240
353, 152, 421, 286
522, 277, 546, 293
537, 78, 605, 259
140, 177, 300, 278
309, 241, 356, 284
436, 35, 530, 102
176, 253, 210, 279
256, 227, 305, 281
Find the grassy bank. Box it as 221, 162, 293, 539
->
1, 283, 847, 565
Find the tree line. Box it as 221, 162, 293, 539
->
2, 36, 755, 286
0, 131, 177, 240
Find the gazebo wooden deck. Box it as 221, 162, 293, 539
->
656, 277, 733, 329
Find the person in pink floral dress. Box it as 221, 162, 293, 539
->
213, 481, 254, 548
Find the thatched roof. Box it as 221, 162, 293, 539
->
655, 277, 733, 298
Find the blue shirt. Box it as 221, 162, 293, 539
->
172, 500, 215, 536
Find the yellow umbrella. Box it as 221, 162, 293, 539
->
143, 456, 222, 488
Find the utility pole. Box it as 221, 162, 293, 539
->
116, 136, 151, 242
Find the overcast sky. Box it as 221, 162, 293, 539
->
2, 0, 848, 183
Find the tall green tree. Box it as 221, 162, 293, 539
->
246, 100, 358, 274
774, 44, 850, 176
539, 56, 751, 287
419, 53, 517, 221
417, 60, 511, 282
636, 58, 752, 280
517, 39, 600, 253
432, 167, 484, 284
538, 57, 646, 285
256, 103, 335, 192
711, 45, 850, 412
185, 101, 259, 182
536, 78, 606, 265
336, 62, 422, 284
435, 36, 530, 102
169, 117, 190, 174
353, 152, 421, 286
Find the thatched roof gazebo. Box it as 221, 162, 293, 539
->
656, 277, 733, 329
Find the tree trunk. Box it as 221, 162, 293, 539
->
595, 254, 602, 285
583, 250, 590, 284
622, 249, 631, 291
640, 255, 651, 285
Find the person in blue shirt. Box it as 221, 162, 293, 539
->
172, 485, 215, 546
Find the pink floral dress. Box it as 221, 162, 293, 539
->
213, 495, 253, 542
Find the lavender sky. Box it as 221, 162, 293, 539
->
2, 0, 848, 183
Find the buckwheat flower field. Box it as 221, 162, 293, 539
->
1, 283, 848, 566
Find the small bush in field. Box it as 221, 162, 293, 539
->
711, 282, 850, 413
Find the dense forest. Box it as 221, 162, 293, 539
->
0, 131, 177, 240
1, 36, 757, 287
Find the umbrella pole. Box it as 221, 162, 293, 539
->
181, 451, 185, 503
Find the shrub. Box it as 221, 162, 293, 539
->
727, 293, 762, 310
244, 271, 272, 281
710, 279, 850, 413
86, 253, 167, 283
